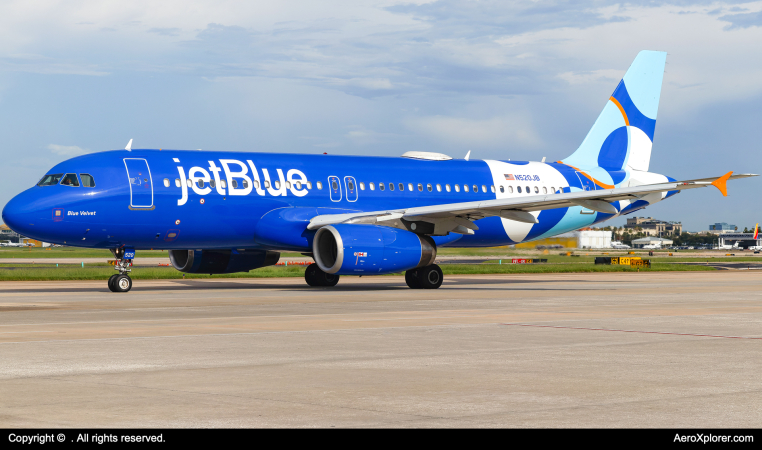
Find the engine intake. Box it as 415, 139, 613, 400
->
313, 224, 436, 275
169, 249, 280, 274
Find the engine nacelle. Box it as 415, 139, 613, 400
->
313, 224, 436, 275
169, 249, 280, 274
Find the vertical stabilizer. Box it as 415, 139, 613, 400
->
562, 51, 667, 174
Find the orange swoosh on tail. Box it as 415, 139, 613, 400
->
556, 162, 616, 189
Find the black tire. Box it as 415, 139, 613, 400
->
305, 264, 321, 286
417, 264, 443, 289
114, 274, 132, 292
108, 274, 119, 292
322, 272, 339, 287
305, 263, 340, 287
405, 269, 422, 289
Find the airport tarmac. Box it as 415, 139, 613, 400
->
1, 271, 761, 428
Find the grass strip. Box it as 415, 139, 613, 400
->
0, 261, 715, 281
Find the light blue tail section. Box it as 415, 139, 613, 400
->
562, 50, 667, 176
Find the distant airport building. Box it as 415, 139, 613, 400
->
517, 230, 612, 249
0, 224, 22, 243
709, 222, 737, 231
624, 217, 682, 236
717, 233, 761, 249
631, 237, 673, 248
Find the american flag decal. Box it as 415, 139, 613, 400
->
504, 174, 515, 180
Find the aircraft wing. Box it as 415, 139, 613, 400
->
307, 172, 757, 235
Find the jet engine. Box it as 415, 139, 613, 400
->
169, 249, 280, 274
313, 224, 436, 275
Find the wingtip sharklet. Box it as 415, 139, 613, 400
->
711, 171, 733, 197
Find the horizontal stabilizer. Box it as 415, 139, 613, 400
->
710, 171, 733, 197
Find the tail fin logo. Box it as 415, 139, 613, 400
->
754, 223, 758, 240
562, 50, 667, 179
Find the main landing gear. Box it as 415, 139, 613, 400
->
304, 262, 443, 289
108, 247, 133, 293
405, 264, 443, 289
305, 263, 340, 287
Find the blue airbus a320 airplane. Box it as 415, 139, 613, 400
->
2, 51, 756, 292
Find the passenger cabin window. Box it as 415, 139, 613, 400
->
221, 180, 227, 189
317, 181, 323, 190
348, 180, 354, 191
517, 186, 522, 193
175, 178, 181, 187
60, 173, 79, 187
232, 180, 238, 189
542, 186, 547, 194
254, 180, 260, 189
389, 183, 395, 191
499, 186, 504, 193
418, 183, 423, 192
482, 185, 487, 193
197, 180, 204, 188
369, 182, 375, 190
463, 185, 469, 192
275, 180, 281, 189
296, 181, 302, 189
81, 174, 96, 187
427, 184, 432, 192
398, 183, 404, 191
360, 182, 365, 190
454, 184, 460, 192
534, 186, 539, 194
379, 183, 385, 191
307, 182, 312, 189
210, 180, 216, 188
37, 174, 63, 186
244, 180, 250, 189
163, 178, 170, 187
285, 181, 291, 189
332, 180, 338, 190
436, 184, 441, 192
446, 184, 451, 192
473, 185, 478, 193
508, 186, 514, 194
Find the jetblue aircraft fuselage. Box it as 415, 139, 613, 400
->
3, 150, 667, 250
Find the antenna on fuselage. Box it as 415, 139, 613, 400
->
125, 139, 133, 151
464, 150, 471, 161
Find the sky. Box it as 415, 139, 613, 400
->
0, 0, 760, 231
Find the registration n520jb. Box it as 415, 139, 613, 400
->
2, 51, 755, 292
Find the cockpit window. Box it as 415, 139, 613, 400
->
80, 174, 95, 187
37, 174, 63, 186
60, 173, 80, 187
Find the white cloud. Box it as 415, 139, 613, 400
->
47, 144, 89, 156
405, 115, 541, 149
557, 69, 622, 85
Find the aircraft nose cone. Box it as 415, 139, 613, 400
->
2, 190, 39, 237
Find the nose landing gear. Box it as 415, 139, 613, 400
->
109, 247, 134, 292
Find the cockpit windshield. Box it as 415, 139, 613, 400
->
80, 174, 95, 187
60, 173, 80, 187
37, 174, 63, 186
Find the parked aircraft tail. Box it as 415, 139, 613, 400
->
561, 50, 667, 174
